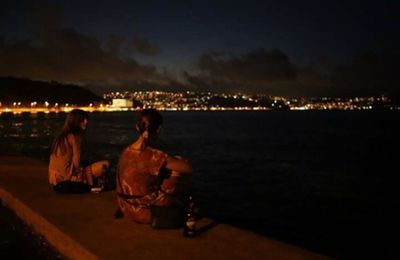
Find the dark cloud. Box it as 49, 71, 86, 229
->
184, 48, 399, 97
331, 51, 400, 97
184, 67, 330, 97
132, 36, 160, 56
184, 48, 315, 95
0, 28, 169, 93
106, 34, 125, 57
0, 1, 169, 94
197, 48, 297, 83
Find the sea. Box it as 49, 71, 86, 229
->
0, 110, 399, 258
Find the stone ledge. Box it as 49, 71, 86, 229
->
0, 156, 329, 260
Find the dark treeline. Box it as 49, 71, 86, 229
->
0, 77, 102, 105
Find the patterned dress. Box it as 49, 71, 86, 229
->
116, 146, 179, 224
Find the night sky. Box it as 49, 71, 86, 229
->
1, 0, 399, 97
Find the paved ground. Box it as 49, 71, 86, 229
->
0, 155, 329, 260
0, 203, 64, 259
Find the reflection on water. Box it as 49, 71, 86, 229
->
12, 122, 23, 127
0, 112, 62, 158
1, 111, 399, 258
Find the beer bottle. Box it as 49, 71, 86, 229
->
183, 196, 196, 237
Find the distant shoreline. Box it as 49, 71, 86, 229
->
0, 106, 272, 114
1, 106, 399, 114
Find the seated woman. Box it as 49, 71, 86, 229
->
49, 109, 110, 193
116, 109, 192, 224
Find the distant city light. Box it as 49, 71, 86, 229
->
0, 92, 397, 114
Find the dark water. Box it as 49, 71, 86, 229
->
1, 111, 399, 258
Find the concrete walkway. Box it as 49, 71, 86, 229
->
0, 155, 329, 260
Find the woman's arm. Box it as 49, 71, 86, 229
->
165, 156, 192, 174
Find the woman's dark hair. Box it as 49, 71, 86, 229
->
51, 109, 88, 155
136, 109, 163, 136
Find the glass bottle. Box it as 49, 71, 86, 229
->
183, 196, 196, 237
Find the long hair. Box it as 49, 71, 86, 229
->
51, 109, 88, 155
136, 109, 163, 139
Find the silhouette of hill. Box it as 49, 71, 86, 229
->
0, 77, 102, 105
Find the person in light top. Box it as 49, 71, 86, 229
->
49, 109, 109, 193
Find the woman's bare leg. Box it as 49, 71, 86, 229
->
90, 160, 110, 177
84, 160, 109, 186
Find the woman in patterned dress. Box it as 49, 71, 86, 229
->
49, 109, 109, 192
116, 109, 192, 224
